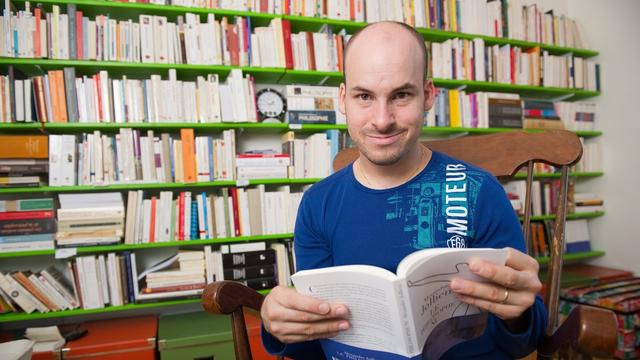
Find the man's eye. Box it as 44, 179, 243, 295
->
394, 92, 410, 100
357, 94, 371, 101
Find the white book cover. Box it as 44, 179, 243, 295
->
158, 191, 173, 242
0, 273, 37, 313
292, 248, 507, 359
96, 255, 110, 305
106, 253, 123, 306
48, 134, 62, 186
139, 15, 154, 63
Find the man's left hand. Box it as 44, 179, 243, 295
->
450, 247, 543, 326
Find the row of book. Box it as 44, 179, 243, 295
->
0, 129, 339, 187
425, 89, 597, 132
2, 64, 597, 129
0, 241, 295, 314
2, 67, 350, 125
4, 68, 257, 124
524, 219, 592, 258
430, 39, 600, 90
85, 0, 590, 50
51, 129, 237, 186
0, 184, 302, 251
123, 186, 302, 245
504, 179, 604, 217
1, 4, 344, 73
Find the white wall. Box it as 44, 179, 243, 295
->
564, 0, 640, 274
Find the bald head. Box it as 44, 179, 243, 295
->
343, 22, 428, 84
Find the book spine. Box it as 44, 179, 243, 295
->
0, 218, 56, 236
0, 210, 54, 221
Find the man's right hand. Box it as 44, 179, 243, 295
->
261, 285, 351, 344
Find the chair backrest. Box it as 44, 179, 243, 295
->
202, 130, 616, 359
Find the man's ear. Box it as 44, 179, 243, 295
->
423, 79, 436, 112
339, 82, 347, 115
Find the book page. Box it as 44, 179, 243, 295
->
292, 265, 411, 355
396, 248, 507, 352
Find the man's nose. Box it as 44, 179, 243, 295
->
371, 101, 395, 131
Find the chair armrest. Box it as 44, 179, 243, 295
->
537, 304, 617, 358
202, 281, 267, 360
202, 280, 265, 315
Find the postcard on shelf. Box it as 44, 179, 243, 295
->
291, 247, 508, 360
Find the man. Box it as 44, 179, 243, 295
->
261, 21, 547, 359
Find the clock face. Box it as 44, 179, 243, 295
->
256, 88, 286, 121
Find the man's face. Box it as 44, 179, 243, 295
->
339, 25, 435, 167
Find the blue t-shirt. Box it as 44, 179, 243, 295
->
263, 151, 547, 359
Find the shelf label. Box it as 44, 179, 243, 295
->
236, 179, 250, 187
288, 124, 302, 130
55, 248, 77, 259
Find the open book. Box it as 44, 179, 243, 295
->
291, 247, 508, 360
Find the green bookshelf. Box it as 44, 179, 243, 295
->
523, 211, 605, 222
0, 178, 320, 194
535, 250, 606, 266
0, 289, 270, 323
0, 172, 602, 194
512, 171, 603, 180
0, 234, 294, 259
0, 123, 601, 138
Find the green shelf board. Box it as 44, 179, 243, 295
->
0, 123, 43, 131
0, 58, 287, 82
0, 298, 201, 323
0, 178, 319, 194
421, 127, 601, 137
0, 288, 271, 323
573, 130, 602, 138
536, 250, 605, 266
432, 78, 600, 100
523, 211, 605, 221
10, 0, 277, 25
40, 122, 349, 133
512, 171, 603, 180
0, 234, 294, 258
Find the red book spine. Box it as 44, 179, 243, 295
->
281, 20, 294, 69
306, 32, 316, 71
229, 188, 241, 237
93, 73, 103, 121
227, 23, 240, 66
34, 8, 41, 58
178, 192, 184, 241
149, 196, 157, 242
0, 210, 54, 221
350, 0, 355, 20
510, 47, 515, 84
76, 10, 83, 60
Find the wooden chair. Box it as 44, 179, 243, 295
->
202, 130, 617, 360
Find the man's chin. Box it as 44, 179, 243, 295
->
361, 150, 404, 166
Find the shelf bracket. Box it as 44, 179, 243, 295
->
318, 76, 329, 86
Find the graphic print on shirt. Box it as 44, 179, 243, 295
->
386, 162, 484, 250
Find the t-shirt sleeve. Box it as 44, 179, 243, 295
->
472, 176, 548, 358
261, 190, 332, 358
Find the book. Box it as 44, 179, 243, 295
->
291, 247, 507, 359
